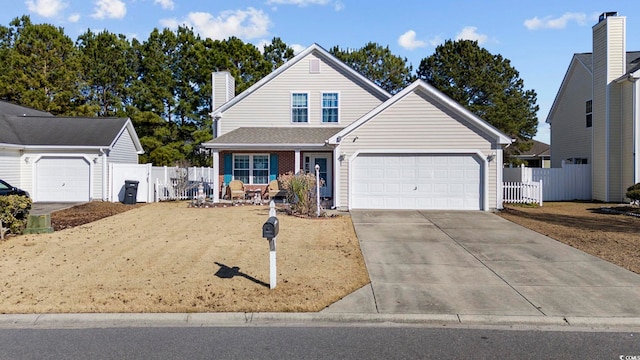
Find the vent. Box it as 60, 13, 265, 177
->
309, 59, 320, 73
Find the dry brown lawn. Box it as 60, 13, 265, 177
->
499, 202, 640, 274
0, 202, 369, 313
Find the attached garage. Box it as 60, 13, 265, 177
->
351, 153, 483, 210
329, 80, 512, 211
35, 157, 91, 202
1, 102, 144, 203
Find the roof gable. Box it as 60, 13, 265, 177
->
545, 54, 593, 124
211, 43, 391, 116
329, 80, 511, 145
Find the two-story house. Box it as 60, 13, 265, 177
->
547, 12, 640, 202
202, 44, 511, 211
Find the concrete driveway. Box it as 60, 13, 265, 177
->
324, 210, 640, 318
30, 202, 83, 215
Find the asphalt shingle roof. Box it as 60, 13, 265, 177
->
0, 100, 53, 117
204, 127, 344, 146
0, 113, 129, 147
575, 51, 640, 75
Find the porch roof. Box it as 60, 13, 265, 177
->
202, 127, 343, 149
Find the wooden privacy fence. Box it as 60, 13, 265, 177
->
503, 163, 591, 201
503, 181, 543, 205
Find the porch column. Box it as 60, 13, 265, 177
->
294, 150, 301, 174
213, 150, 220, 202
496, 148, 504, 209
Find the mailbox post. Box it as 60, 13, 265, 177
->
262, 201, 279, 289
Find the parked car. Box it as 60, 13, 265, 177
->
0, 179, 29, 197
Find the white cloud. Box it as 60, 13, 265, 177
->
455, 26, 488, 45
290, 44, 306, 54
523, 12, 588, 30
160, 8, 271, 40
68, 13, 80, 22
91, 0, 126, 19
154, 0, 174, 11
428, 35, 444, 47
25, 0, 67, 18
398, 30, 426, 50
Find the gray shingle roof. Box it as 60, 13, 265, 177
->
519, 139, 550, 157
0, 114, 129, 147
203, 127, 344, 146
575, 51, 640, 74
0, 100, 53, 117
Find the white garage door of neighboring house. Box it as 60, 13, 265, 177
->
351, 154, 482, 210
36, 157, 91, 202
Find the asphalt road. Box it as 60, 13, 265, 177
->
0, 326, 638, 359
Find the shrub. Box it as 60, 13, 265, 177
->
626, 183, 640, 206
278, 172, 323, 216
0, 195, 32, 237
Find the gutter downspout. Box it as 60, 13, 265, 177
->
101, 149, 108, 201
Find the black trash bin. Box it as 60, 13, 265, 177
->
123, 180, 139, 205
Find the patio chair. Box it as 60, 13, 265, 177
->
265, 179, 287, 200
226, 180, 246, 201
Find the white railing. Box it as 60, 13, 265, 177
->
153, 166, 217, 201
503, 180, 543, 206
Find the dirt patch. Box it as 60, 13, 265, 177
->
0, 202, 368, 313
499, 202, 640, 274
51, 202, 145, 231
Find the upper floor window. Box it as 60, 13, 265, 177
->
586, 100, 592, 128
322, 92, 339, 123
291, 93, 308, 123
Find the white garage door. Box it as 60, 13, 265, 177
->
36, 157, 91, 202
351, 154, 482, 210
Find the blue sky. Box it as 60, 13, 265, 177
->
2, 0, 640, 144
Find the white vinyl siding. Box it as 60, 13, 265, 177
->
621, 81, 635, 198
591, 19, 609, 201
591, 16, 626, 201
336, 89, 496, 209
212, 71, 235, 110
109, 129, 139, 164
549, 60, 593, 168
219, 52, 387, 134
0, 150, 20, 186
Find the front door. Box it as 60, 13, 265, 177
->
305, 153, 332, 198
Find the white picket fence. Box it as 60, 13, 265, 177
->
503, 163, 591, 201
503, 181, 543, 205
110, 164, 217, 202
152, 166, 217, 201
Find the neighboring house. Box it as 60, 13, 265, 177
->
202, 44, 511, 211
511, 139, 550, 168
0, 101, 144, 202
547, 12, 640, 202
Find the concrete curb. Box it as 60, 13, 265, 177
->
3, 313, 640, 330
